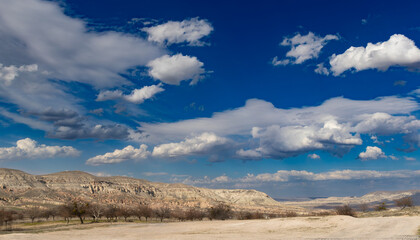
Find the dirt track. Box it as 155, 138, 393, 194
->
1, 216, 419, 240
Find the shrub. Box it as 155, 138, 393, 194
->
395, 196, 413, 209
208, 204, 232, 220
335, 205, 356, 217
185, 208, 205, 221
374, 202, 387, 211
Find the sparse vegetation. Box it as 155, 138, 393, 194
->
374, 202, 387, 211
395, 196, 413, 209
335, 205, 356, 217
154, 207, 171, 222
359, 203, 369, 212
207, 203, 233, 220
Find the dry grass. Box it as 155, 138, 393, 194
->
357, 206, 420, 218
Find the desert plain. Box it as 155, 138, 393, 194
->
1, 215, 420, 240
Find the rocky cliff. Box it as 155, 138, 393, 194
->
0, 168, 298, 213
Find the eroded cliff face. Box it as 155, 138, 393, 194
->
0, 168, 298, 213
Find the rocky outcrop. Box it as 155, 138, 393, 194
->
0, 168, 298, 213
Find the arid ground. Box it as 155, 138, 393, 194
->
1, 215, 419, 240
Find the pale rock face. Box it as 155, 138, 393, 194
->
0, 168, 299, 213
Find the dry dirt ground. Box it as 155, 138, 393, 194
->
1, 215, 419, 240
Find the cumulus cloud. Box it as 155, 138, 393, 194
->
147, 54, 205, 85
180, 169, 420, 186
0, 0, 163, 88
314, 63, 330, 75
330, 34, 420, 76
137, 96, 420, 160
96, 84, 164, 104
273, 32, 338, 65
0, 0, 166, 141
308, 153, 320, 159
358, 146, 386, 160
142, 18, 213, 46
152, 132, 231, 159
86, 144, 150, 165
0, 63, 38, 85
0, 138, 79, 160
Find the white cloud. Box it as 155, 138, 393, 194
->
314, 63, 330, 75
142, 172, 168, 177
180, 169, 420, 186
354, 112, 420, 135
330, 34, 420, 76
138, 96, 418, 144
0, 138, 79, 160
273, 32, 338, 65
0, 0, 165, 141
96, 84, 164, 104
404, 156, 416, 161
0, 0, 164, 88
0, 63, 38, 85
142, 18, 213, 46
86, 144, 150, 166
136, 96, 420, 160
147, 54, 205, 85
152, 132, 230, 158
358, 146, 386, 160
308, 153, 320, 159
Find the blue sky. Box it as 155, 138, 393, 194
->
1, 0, 420, 198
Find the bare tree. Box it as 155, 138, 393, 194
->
3, 210, 17, 230
26, 207, 41, 223
62, 200, 89, 224
59, 204, 73, 224
104, 205, 118, 222
395, 196, 413, 210
208, 204, 232, 220
154, 207, 171, 222
171, 208, 186, 221
185, 208, 205, 221
0, 208, 4, 228
335, 205, 356, 217
117, 206, 132, 222
135, 204, 153, 222
88, 203, 104, 222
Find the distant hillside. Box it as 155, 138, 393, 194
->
280, 190, 420, 209
0, 168, 300, 213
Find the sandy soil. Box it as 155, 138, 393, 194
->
1, 216, 419, 240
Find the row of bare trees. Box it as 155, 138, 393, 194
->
1, 201, 242, 227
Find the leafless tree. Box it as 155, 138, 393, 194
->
26, 207, 41, 223
208, 203, 232, 220
395, 196, 413, 209
104, 205, 118, 222
335, 205, 356, 217
154, 207, 171, 222
2, 210, 17, 230
185, 208, 205, 221
88, 203, 104, 222
171, 208, 186, 221
69, 200, 89, 224
59, 204, 73, 224
135, 205, 153, 222
117, 206, 133, 222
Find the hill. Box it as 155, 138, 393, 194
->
0, 168, 299, 213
